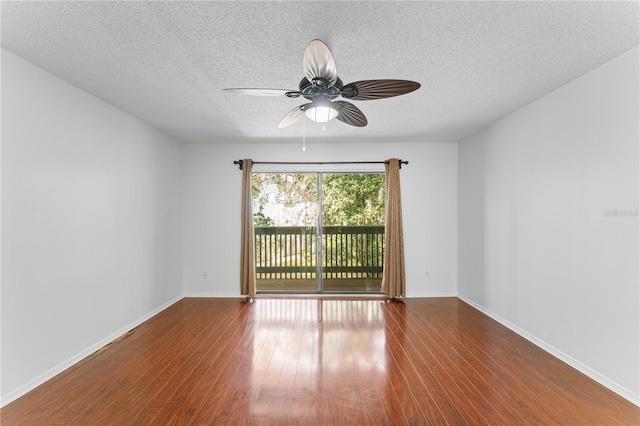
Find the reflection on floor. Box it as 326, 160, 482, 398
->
4, 297, 638, 424
257, 278, 382, 292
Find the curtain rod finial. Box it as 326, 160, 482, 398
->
234, 160, 244, 170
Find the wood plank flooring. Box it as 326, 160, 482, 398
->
2, 297, 639, 425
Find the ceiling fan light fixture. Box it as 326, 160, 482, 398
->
225, 39, 420, 128
304, 102, 338, 123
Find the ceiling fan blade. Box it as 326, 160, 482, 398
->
340, 80, 420, 100
303, 39, 338, 87
334, 101, 367, 127
278, 105, 306, 128
224, 88, 302, 98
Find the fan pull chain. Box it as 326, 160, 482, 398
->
302, 116, 306, 152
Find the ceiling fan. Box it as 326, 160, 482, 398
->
224, 40, 420, 128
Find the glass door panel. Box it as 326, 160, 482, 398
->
252, 173, 319, 292
321, 173, 385, 293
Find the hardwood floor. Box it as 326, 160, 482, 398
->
2, 297, 638, 425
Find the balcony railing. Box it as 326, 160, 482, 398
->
254, 226, 384, 280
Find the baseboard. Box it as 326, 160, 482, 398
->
1, 294, 183, 408
457, 295, 640, 407
183, 292, 243, 298
406, 292, 457, 298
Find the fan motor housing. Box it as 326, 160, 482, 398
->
299, 77, 343, 101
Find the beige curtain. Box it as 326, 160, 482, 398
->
240, 159, 256, 297
381, 158, 406, 298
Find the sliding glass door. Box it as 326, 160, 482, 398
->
252, 172, 384, 293
320, 174, 385, 292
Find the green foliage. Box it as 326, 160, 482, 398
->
253, 210, 274, 226
268, 173, 317, 206
252, 172, 384, 226
251, 174, 275, 209
322, 174, 385, 226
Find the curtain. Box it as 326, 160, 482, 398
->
240, 159, 256, 297
381, 158, 406, 298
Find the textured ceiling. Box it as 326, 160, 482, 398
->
2, 1, 638, 144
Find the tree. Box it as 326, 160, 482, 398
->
322, 174, 384, 226
252, 173, 384, 226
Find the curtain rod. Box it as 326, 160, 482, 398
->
233, 159, 408, 170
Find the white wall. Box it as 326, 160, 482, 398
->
458, 46, 639, 404
1, 50, 184, 404
182, 141, 457, 297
